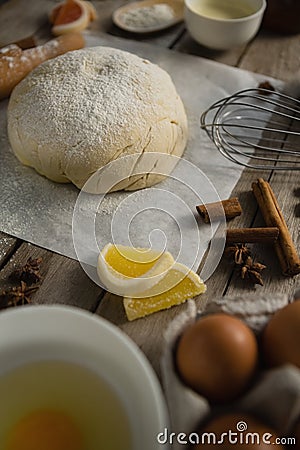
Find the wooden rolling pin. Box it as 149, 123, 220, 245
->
0, 33, 85, 100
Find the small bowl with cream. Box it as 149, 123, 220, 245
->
184, 0, 266, 50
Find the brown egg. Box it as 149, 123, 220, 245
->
262, 299, 300, 369
175, 313, 258, 403
191, 412, 285, 449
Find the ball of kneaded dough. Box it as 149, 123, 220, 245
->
7, 46, 188, 192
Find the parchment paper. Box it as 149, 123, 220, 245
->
0, 32, 281, 269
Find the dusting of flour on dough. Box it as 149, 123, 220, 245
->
7, 46, 188, 192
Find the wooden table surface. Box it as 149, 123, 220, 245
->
0, 0, 299, 377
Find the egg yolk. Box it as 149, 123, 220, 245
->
5, 409, 84, 450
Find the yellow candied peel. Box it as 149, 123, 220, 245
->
123, 262, 206, 321
97, 243, 175, 297
104, 244, 165, 277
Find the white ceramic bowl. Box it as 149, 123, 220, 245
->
184, 0, 266, 50
0, 305, 169, 450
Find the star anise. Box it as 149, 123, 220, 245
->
240, 256, 266, 286
0, 281, 38, 309
225, 244, 251, 265
225, 244, 266, 285
10, 257, 42, 285
258, 80, 275, 95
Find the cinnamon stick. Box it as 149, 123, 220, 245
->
252, 178, 300, 276
196, 197, 242, 223
226, 227, 279, 244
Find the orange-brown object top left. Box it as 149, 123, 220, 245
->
0, 32, 85, 100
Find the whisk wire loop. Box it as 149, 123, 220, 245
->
201, 88, 300, 170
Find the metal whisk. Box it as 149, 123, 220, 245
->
200, 88, 300, 170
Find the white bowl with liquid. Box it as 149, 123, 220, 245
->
0, 305, 169, 450
185, 0, 266, 50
